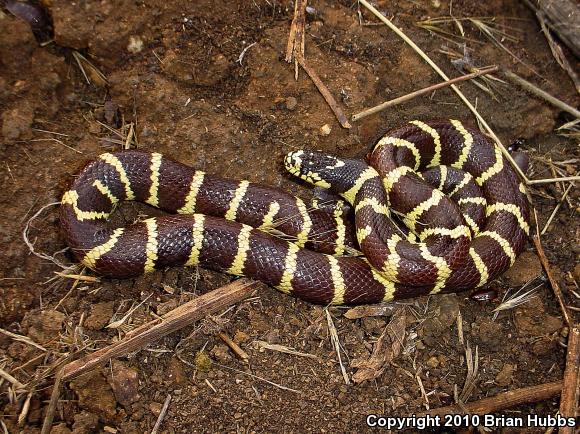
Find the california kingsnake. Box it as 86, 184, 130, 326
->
60, 120, 530, 305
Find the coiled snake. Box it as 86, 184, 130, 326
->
60, 120, 530, 305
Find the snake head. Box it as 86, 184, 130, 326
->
284, 150, 369, 195
284, 150, 350, 189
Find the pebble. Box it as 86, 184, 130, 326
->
573, 263, 580, 283
23, 309, 66, 345
426, 356, 439, 368
320, 124, 331, 136
109, 361, 141, 408
49, 423, 71, 434
85, 301, 114, 330
495, 363, 515, 386
72, 411, 99, 434
70, 372, 117, 419
1, 102, 34, 140
285, 96, 297, 110
149, 402, 163, 417
127, 35, 144, 53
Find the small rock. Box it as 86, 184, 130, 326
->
70, 372, 117, 420
0, 286, 35, 323
24, 309, 66, 345
85, 301, 114, 330
156, 299, 179, 316
495, 363, 516, 386
264, 329, 280, 344
514, 296, 563, 337
233, 330, 250, 344
210, 344, 231, 363
573, 263, 580, 283
426, 356, 439, 368
320, 124, 331, 136
72, 411, 99, 434
2, 102, 34, 140
167, 357, 187, 386
149, 402, 163, 417
127, 36, 144, 53
108, 361, 140, 408
285, 96, 297, 110
502, 251, 542, 287
50, 422, 71, 434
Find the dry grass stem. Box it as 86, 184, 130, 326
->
0, 367, 26, 391
415, 373, 430, 410
492, 280, 543, 320
457, 342, 479, 404
326, 309, 350, 385
352, 65, 498, 121
537, 14, 580, 95
150, 394, 172, 434
214, 362, 301, 393
527, 175, 580, 185
22, 202, 69, 269
106, 293, 152, 329
29, 137, 82, 154
53, 272, 99, 282
218, 332, 249, 362
559, 325, 580, 433
541, 181, 575, 235
18, 392, 32, 426
254, 341, 318, 359
0, 328, 47, 352
456, 310, 464, 347
532, 233, 572, 327
72, 51, 108, 87
504, 71, 580, 119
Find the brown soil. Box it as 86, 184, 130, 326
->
1, 1, 579, 433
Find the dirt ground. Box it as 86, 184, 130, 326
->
0, 0, 579, 433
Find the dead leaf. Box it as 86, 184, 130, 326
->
351, 308, 406, 383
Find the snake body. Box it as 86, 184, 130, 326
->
60, 120, 530, 305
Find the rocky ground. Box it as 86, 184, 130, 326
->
0, 0, 578, 433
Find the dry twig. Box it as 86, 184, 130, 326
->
418, 380, 563, 417
326, 309, 350, 385
532, 235, 572, 327
559, 325, 580, 433
254, 341, 318, 359
352, 65, 499, 121
297, 55, 352, 129
151, 394, 172, 434
61, 279, 257, 380
504, 71, 580, 119
218, 332, 249, 362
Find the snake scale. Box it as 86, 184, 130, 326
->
60, 120, 530, 305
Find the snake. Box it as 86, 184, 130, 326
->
60, 120, 530, 305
